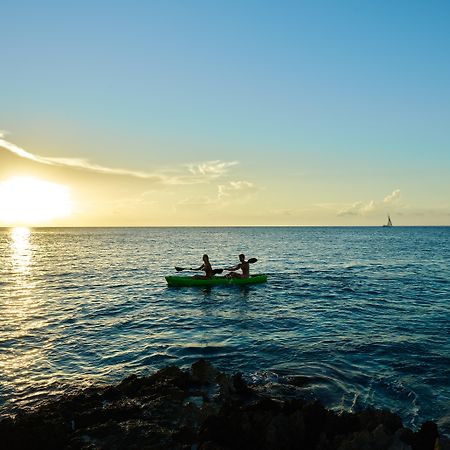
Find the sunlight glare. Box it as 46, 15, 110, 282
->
11, 227, 31, 272
0, 176, 72, 225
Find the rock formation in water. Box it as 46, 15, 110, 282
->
0, 359, 448, 450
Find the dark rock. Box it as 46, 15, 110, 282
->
439, 436, 450, 450
173, 425, 198, 444
85, 419, 122, 438
216, 372, 235, 399
0, 415, 70, 450
285, 375, 315, 387
191, 359, 219, 385
302, 401, 329, 448
74, 403, 141, 428
231, 373, 252, 397
411, 421, 438, 450
0, 360, 444, 450
356, 408, 403, 434
327, 411, 360, 437
101, 386, 122, 401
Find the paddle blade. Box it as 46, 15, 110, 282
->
248, 258, 258, 264
175, 267, 185, 272
212, 268, 224, 275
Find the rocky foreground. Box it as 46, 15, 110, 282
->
0, 359, 448, 450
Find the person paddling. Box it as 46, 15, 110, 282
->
174, 254, 223, 279
192, 254, 215, 279
225, 254, 255, 278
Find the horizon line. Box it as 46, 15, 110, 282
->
1, 225, 449, 229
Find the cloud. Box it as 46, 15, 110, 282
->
383, 189, 401, 204
0, 133, 240, 186
0, 134, 44, 163
218, 180, 257, 199
338, 189, 402, 217
0, 133, 164, 179
175, 180, 258, 210
43, 157, 157, 178
338, 202, 363, 217
187, 160, 238, 177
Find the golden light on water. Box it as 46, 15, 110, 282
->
11, 227, 32, 272
0, 176, 72, 225
1, 227, 42, 387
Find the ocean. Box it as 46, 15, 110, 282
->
0, 226, 449, 435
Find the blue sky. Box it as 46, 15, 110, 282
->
1, 1, 449, 225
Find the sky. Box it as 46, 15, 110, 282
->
1, 0, 449, 226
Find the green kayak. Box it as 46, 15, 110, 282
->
165, 274, 268, 287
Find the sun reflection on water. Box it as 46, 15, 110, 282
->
11, 227, 32, 272
2, 227, 49, 412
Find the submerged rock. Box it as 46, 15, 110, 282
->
0, 359, 447, 450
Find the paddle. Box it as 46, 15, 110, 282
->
224, 257, 258, 272
174, 266, 224, 274
175, 258, 258, 273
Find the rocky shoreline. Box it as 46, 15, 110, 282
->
0, 359, 448, 450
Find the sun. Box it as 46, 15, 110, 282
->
0, 176, 73, 225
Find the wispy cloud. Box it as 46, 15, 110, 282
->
218, 180, 257, 199
338, 189, 402, 216
0, 133, 163, 179
187, 160, 238, 177
0, 133, 240, 185
0, 133, 45, 164
383, 189, 400, 203
176, 180, 258, 210
43, 157, 158, 178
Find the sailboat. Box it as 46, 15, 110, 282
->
383, 214, 393, 227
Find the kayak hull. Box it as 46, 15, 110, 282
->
165, 274, 268, 287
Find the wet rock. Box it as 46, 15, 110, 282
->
285, 375, 315, 387
100, 385, 122, 401
216, 372, 235, 399
191, 359, 219, 385
0, 360, 445, 450
231, 373, 253, 397
386, 428, 414, 450
326, 410, 360, 437
356, 409, 404, 434
216, 371, 253, 401
437, 436, 450, 450
0, 414, 70, 450
411, 421, 438, 450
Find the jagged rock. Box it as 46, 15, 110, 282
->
389, 428, 414, 450
231, 373, 253, 397
437, 436, 450, 450
191, 359, 219, 385
285, 375, 314, 387
356, 409, 404, 434
0, 360, 444, 450
216, 372, 235, 399
411, 421, 438, 450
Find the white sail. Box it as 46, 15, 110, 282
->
383, 215, 393, 227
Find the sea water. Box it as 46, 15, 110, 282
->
0, 227, 449, 435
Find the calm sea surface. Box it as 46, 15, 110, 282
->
0, 227, 449, 434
